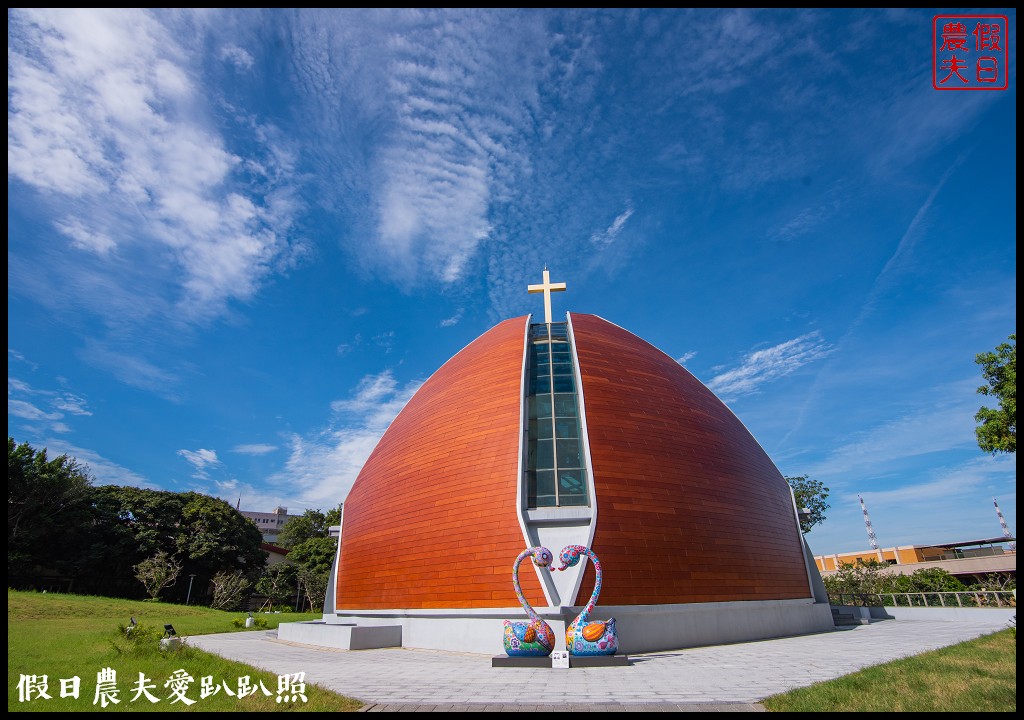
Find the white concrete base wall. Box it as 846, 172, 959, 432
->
317, 599, 835, 655
326, 609, 538, 655
881, 606, 1017, 623
278, 621, 402, 650
611, 599, 835, 654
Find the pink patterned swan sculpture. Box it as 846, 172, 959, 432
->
503, 546, 557, 657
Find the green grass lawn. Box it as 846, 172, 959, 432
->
763, 629, 1016, 712
11, 590, 1015, 712
8, 590, 364, 712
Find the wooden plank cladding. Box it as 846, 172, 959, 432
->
335, 312, 811, 612
570, 313, 811, 605
335, 316, 545, 610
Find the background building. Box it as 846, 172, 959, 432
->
239, 506, 299, 544
815, 537, 1017, 585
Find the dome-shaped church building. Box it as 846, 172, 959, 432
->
287, 274, 833, 654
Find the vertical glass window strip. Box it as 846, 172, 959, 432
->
525, 322, 589, 508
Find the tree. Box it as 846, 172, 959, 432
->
297, 565, 330, 612
276, 506, 341, 549
821, 559, 890, 605
785, 475, 830, 534
175, 492, 267, 583
8, 438, 94, 586
873, 567, 968, 596
262, 506, 340, 610
134, 550, 182, 600
76, 486, 190, 598
73, 486, 265, 600
6, 440, 268, 600
289, 536, 337, 573
290, 536, 338, 611
254, 563, 297, 610
209, 571, 252, 610
971, 573, 1015, 592
975, 333, 1016, 454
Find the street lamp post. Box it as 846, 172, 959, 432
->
185, 574, 196, 606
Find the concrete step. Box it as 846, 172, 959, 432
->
831, 605, 892, 626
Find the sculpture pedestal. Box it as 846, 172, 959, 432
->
491, 654, 630, 668
160, 637, 183, 651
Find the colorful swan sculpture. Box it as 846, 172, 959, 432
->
503, 546, 557, 657
556, 545, 619, 656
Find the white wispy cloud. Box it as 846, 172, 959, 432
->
373, 331, 395, 353
807, 455, 1018, 550
676, 351, 697, 365
590, 206, 634, 246
80, 341, 182, 399
232, 443, 278, 455
766, 185, 844, 243
290, 9, 545, 288
40, 438, 155, 488
271, 429, 385, 510
854, 159, 962, 332
177, 447, 221, 479
855, 455, 1016, 507
200, 480, 289, 515
440, 309, 464, 327
8, 399, 63, 423
336, 333, 364, 357
51, 394, 92, 416
8, 378, 33, 394
8, 350, 38, 370
219, 43, 254, 71
54, 217, 117, 256
329, 370, 420, 429
804, 379, 988, 480
707, 332, 833, 399
7, 8, 301, 330
8, 376, 92, 436
777, 162, 964, 450
266, 369, 424, 508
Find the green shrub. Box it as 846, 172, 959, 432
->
110, 621, 185, 655
231, 615, 269, 630
116, 620, 158, 649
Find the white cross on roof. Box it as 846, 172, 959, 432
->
527, 268, 567, 324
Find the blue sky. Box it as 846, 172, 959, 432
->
7, 9, 1016, 555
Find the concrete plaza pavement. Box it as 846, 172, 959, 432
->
188, 612, 1014, 711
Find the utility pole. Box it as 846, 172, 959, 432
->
185, 574, 197, 605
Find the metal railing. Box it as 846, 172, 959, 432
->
831, 591, 1016, 608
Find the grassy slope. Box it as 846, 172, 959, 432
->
8, 590, 363, 712
763, 629, 1016, 712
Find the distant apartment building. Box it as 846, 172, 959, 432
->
239, 506, 300, 544
815, 536, 1016, 584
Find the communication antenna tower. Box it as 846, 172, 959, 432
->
993, 498, 1016, 551
859, 494, 882, 560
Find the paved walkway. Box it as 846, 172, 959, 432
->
189, 614, 1012, 711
